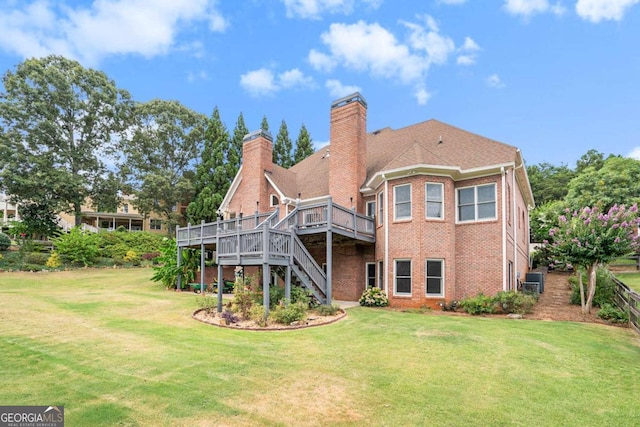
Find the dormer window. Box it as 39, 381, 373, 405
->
270, 194, 279, 207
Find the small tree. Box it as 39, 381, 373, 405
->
547, 204, 640, 314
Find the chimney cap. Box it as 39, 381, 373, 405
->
242, 129, 273, 143
331, 92, 367, 110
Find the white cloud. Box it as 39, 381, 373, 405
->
279, 68, 314, 88
240, 67, 314, 96
503, 0, 566, 18
456, 36, 480, 66
309, 18, 468, 104
282, 0, 382, 19
0, 0, 228, 65
486, 74, 506, 88
576, 0, 640, 22
628, 147, 640, 160
308, 49, 336, 72
187, 70, 208, 82
326, 79, 361, 97
414, 87, 431, 105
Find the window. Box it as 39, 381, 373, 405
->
123, 203, 129, 214
366, 201, 376, 218
378, 261, 384, 290
425, 183, 443, 219
394, 184, 411, 220
366, 263, 376, 288
378, 192, 384, 226
394, 259, 412, 295
150, 219, 162, 230
457, 184, 496, 222
270, 194, 279, 207
425, 259, 444, 297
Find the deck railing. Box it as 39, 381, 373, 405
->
177, 199, 375, 247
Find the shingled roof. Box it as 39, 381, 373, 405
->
268, 119, 523, 203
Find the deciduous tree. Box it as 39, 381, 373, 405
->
547, 204, 640, 313
0, 55, 133, 225
122, 99, 205, 235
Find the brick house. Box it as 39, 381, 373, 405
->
177, 93, 534, 309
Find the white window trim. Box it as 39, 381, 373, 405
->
377, 191, 384, 226
393, 183, 412, 221
425, 182, 444, 220
393, 259, 412, 296
425, 258, 445, 297
365, 262, 376, 288
270, 194, 279, 207
456, 183, 497, 223
366, 201, 376, 219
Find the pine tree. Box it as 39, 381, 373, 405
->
230, 112, 248, 173
186, 106, 230, 223
260, 115, 270, 133
273, 120, 293, 168
293, 124, 314, 164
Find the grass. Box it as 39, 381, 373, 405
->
1, 269, 640, 426
614, 272, 640, 293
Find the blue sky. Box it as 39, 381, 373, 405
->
0, 0, 639, 168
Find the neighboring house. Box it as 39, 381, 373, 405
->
57, 195, 170, 234
177, 93, 535, 309
1, 192, 20, 226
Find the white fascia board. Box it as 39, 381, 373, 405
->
362, 162, 516, 192
264, 173, 288, 204
219, 165, 242, 214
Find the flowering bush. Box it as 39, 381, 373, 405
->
547, 204, 640, 313
45, 252, 62, 269
359, 287, 389, 307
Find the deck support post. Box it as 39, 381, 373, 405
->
285, 264, 291, 301
262, 221, 271, 314
326, 197, 333, 305
200, 221, 205, 297
176, 246, 183, 291
216, 217, 223, 313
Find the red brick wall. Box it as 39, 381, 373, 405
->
227, 135, 273, 216
329, 99, 367, 212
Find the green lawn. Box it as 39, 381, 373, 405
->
614, 272, 640, 293
1, 269, 639, 426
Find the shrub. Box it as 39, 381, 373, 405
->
196, 296, 217, 314
270, 300, 307, 325
54, 227, 99, 266
597, 303, 629, 324
249, 304, 268, 327
21, 263, 44, 271
123, 250, 140, 265
494, 291, 538, 314
23, 252, 49, 265
221, 309, 239, 324
359, 287, 389, 307
0, 232, 11, 251
459, 293, 498, 315
569, 267, 616, 307
45, 252, 62, 269
315, 304, 341, 316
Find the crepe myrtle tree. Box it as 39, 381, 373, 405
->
546, 204, 640, 314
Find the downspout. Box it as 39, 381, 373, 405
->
501, 166, 507, 291
384, 177, 389, 294
512, 167, 517, 281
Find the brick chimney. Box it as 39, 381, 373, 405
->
329, 93, 367, 212
240, 129, 273, 213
